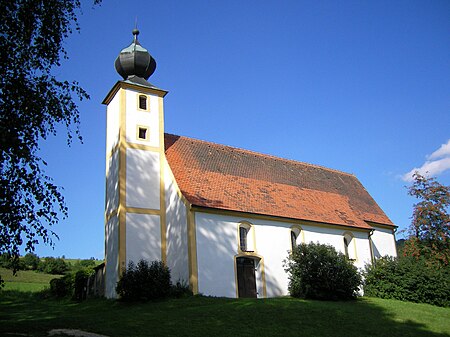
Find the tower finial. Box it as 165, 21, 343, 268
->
133, 17, 139, 41
114, 29, 157, 82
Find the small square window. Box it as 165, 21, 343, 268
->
137, 126, 149, 141
138, 95, 147, 110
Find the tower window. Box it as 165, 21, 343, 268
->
137, 126, 149, 141
138, 95, 147, 110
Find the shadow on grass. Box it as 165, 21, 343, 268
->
0, 291, 449, 337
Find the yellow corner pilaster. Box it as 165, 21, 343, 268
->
118, 88, 127, 274
187, 209, 198, 294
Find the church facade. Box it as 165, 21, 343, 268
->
103, 31, 397, 299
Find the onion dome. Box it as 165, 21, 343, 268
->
114, 29, 156, 81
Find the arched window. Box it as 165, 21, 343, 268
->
343, 236, 350, 257
239, 226, 248, 252
238, 222, 254, 252
343, 232, 356, 261
290, 226, 302, 251
138, 95, 147, 110
291, 231, 297, 250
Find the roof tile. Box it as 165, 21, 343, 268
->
164, 133, 393, 230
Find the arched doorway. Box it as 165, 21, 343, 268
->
236, 257, 257, 298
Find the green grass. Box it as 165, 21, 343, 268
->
0, 267, 61, 292
3, 282, 48, 292
0, 292, 449, 337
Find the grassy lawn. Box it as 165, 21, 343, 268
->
0, 291, 449, 337
0, 267, 61, 292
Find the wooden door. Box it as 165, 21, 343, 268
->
237, 257, 257, 298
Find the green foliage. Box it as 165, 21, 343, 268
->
49, 273, 74, 298
0, 0, 100, 270
73, 268, 93, 301
171, 280, 193, 299
116, 260, 172, 302
70, 258, 96, 272
403, 173, 450, 266
22, 253, 40, 270
0, 254, 16, 269
284, 242, 362, 300
46, 264, 95, 299
364, 256, 450, 307
38, 257, 68, 275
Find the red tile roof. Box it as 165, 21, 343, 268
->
164, 133, 394, 230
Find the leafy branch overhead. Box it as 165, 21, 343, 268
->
0, 0, 100, 268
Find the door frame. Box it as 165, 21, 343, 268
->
234, 253, 267, 298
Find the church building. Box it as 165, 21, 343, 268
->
103, 30, 397, 299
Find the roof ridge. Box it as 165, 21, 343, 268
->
164, 132, 355, 177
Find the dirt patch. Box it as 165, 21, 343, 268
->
48, 329, 109, 337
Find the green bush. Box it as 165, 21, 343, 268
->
364, 256, 450, 307
22, 253, 40, 270
49, 274, 74, 298
284, 242, 362, 300
116, 259, 172, 301
72, 259, 96, 272
49, 268, 95, 300
38, 257, 69, 275
73, 268, 94, 301
171, 280, 193, 298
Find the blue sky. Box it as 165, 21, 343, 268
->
34, 0, 449, 259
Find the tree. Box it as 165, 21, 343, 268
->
402, 173, 450, 266
0, 0, 99, 271
38, 256, 69, 275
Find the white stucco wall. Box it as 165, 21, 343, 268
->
105, 91, 121, 299
195, 213, 295, 298
195, 212, 238, 297
371, 226, 397, 258
302, 225, 372, 270
106, 92, 120, 153
126, 213, 161, 264
105, 151, 119, 216
165, 163, 189, 284
194, 212, 377, 298
126, 149, 160, 209
125, 90, 160, 148
105, 215, 119, 299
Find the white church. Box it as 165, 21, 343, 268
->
103, 30, 397, 299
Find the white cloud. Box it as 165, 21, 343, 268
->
402, 139, 450, 182
428, 139, 450, 160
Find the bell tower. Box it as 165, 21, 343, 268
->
102, 30, 168, 298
